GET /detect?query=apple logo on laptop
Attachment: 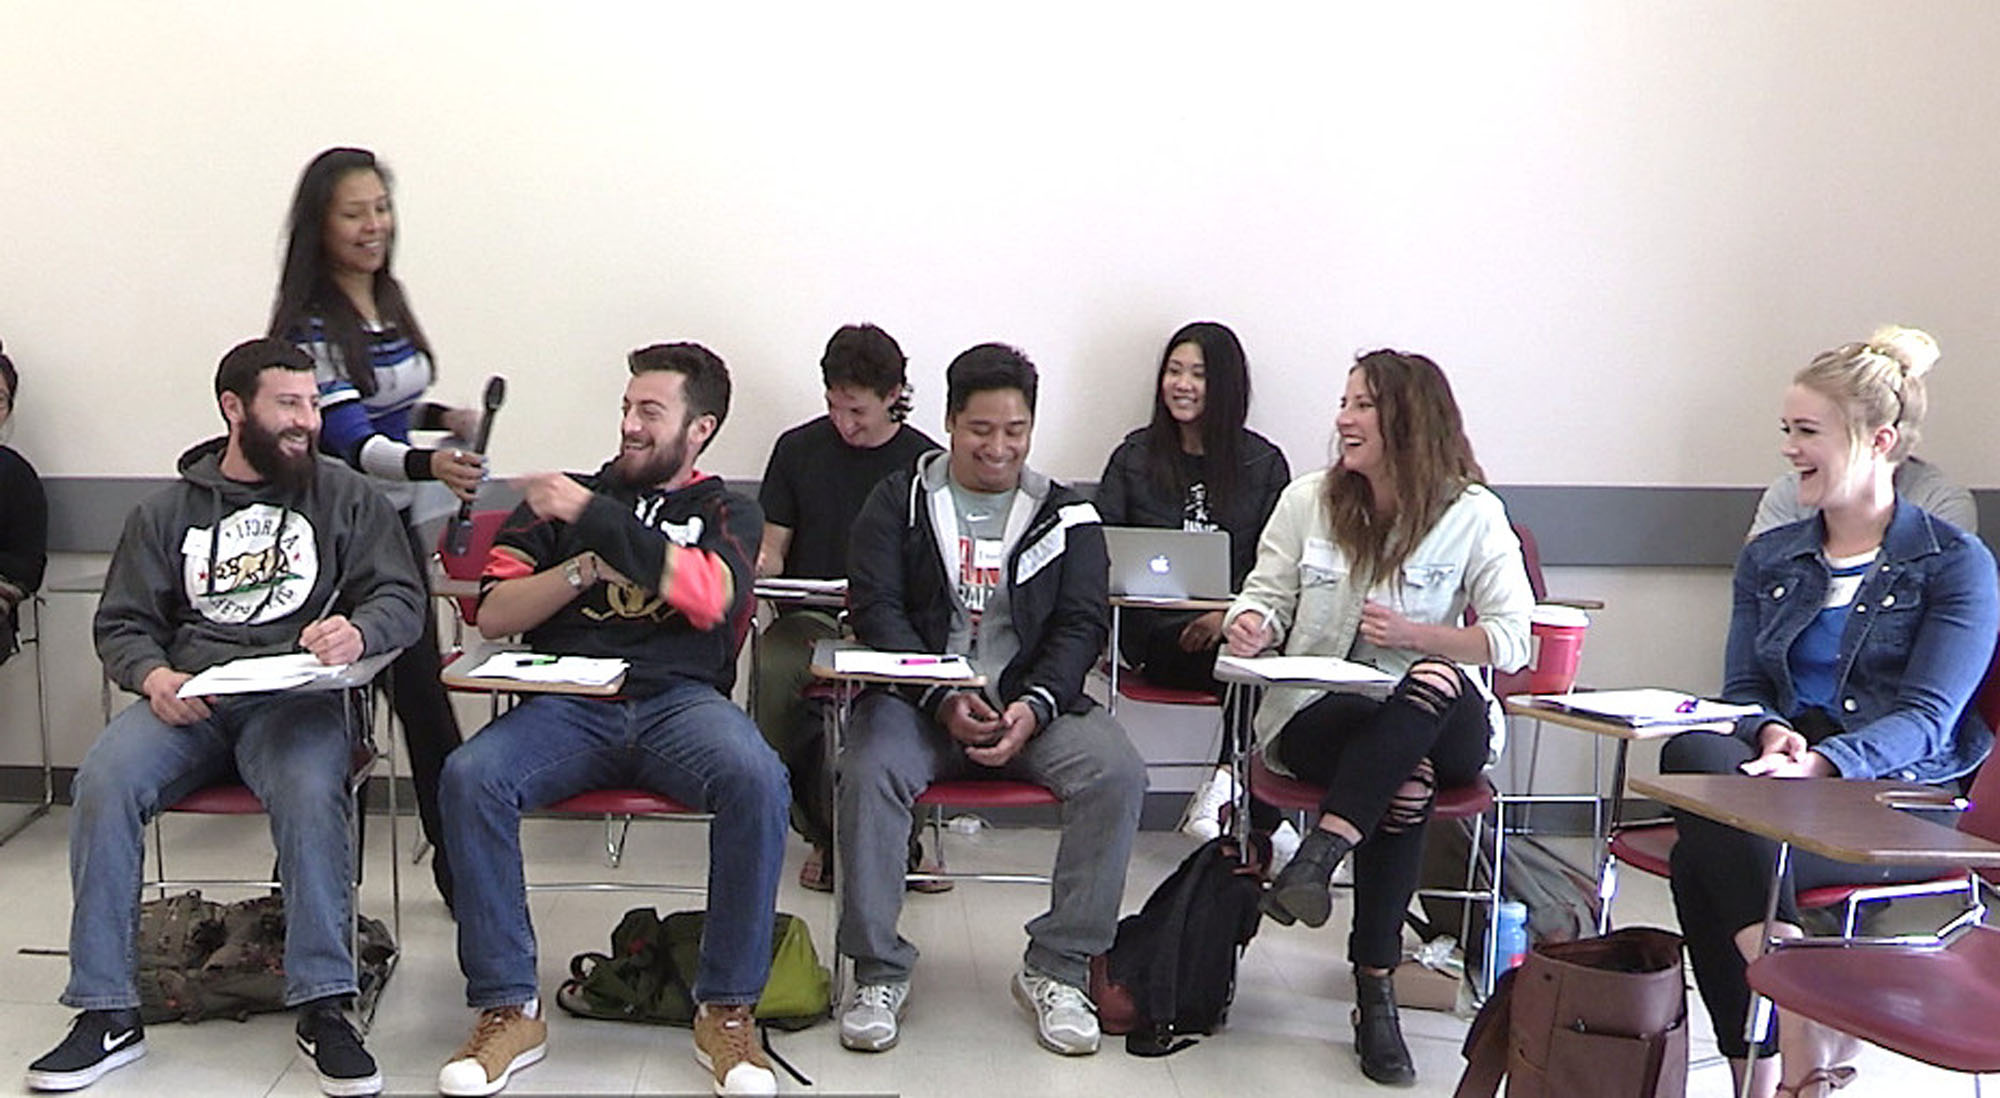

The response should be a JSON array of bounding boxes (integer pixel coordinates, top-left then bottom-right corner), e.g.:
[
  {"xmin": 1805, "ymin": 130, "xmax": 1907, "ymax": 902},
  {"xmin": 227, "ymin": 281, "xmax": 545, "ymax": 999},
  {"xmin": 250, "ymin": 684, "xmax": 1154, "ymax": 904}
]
[{"xmin": 1148, "ymin": 555, "xmax": 1171, "ymax": 575}]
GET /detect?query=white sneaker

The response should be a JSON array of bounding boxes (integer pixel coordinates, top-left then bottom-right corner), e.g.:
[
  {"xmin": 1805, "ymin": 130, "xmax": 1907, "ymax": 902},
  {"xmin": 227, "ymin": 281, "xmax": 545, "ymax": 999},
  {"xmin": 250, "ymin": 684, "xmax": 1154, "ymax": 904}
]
[
  {"xmin": 840, "ymin": 982, "xmax": 910, "ymax": 1052},
  {"xmin": 1179, "ymin": 766, "xmax": 1237, "ymax": 841},
  {"xmin": 1011, "ymin": 969, "xmax": 1100, "ymax": 1055},
  {"xmin": 1268, "ymin": 820, "xmax": 1304, "ymax": 876}
]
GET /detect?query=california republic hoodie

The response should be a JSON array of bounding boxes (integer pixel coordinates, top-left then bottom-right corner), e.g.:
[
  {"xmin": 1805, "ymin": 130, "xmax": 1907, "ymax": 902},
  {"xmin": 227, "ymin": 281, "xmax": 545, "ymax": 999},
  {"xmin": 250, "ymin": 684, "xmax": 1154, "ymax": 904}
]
[{"xmin": 93, "ymin": 437, "xmax": 425, "ymax": 693}]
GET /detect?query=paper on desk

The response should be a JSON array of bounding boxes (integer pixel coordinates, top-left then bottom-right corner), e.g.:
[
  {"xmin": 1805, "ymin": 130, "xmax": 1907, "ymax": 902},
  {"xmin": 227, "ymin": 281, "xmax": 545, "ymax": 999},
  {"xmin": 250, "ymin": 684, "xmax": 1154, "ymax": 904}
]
[
  {"xmin": 465, "ymin": 651, "xmax": 627, "ymax": 686},
  {"xmin": 1531, "ymin": 688, "xmax": 1762, "ymax": 726},
  {"xmin": 831, "ymin": 650, "xmax": 978, "ymax": 680},
  {"xmin": 1216, "ymin": 654, "xmax": 1398, "ymax": 697},
  {"xmin": 755, "ymin": 577, "xmax": 849, "ymax": 596},
  {"xmin": 178, "ymin": 653, "xmax": 350, "ymax": 697}
]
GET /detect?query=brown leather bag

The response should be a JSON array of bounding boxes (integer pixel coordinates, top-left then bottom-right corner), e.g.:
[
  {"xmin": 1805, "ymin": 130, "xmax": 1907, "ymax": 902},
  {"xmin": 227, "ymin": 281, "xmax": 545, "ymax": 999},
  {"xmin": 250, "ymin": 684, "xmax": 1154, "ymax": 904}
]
[{"xmin": 1454, "ymin": 926, "xmax": 1688, "ymax": 1098}]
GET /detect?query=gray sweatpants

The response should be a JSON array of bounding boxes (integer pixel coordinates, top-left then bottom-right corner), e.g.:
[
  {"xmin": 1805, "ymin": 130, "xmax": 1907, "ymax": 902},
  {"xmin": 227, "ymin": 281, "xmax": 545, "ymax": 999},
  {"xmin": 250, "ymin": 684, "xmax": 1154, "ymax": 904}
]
[{"xmin": 835, "ymin": 690, "xmax": 1147, "ymax": 988}]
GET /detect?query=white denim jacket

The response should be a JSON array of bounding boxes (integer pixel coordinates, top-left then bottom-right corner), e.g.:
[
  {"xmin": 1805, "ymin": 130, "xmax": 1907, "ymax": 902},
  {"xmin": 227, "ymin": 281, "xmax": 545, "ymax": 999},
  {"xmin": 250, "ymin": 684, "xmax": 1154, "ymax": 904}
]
[{"xmin": 1224, "ymin": 473, "xmax": 1534, "ymax": 772}]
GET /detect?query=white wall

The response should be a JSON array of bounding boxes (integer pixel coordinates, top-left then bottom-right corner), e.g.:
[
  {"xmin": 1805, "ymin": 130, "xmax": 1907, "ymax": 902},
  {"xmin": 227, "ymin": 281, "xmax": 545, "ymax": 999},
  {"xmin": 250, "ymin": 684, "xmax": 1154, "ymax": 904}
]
[
  {"xmin": 4, "ymin": 2, "xmax": 1997, "ymax": 779},
  {"xmin": 5, "ymin": 2, "xmax": 2000, "ymax": 485}
]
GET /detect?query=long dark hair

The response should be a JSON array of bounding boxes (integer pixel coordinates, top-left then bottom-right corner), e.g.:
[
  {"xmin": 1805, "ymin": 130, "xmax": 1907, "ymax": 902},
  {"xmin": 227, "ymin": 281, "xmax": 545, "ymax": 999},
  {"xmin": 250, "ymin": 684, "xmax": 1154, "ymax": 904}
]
[
  {"xmin": 1143, "ymin": 321, "xmax": 1250, "ymax": 508},
  {"xmin": 1322, "ymin": 349, "xmax": 1484, "ymax": 586},
  {"xmin": 268, "ymin": 147, "xmax": 432, "ymax": 397}
]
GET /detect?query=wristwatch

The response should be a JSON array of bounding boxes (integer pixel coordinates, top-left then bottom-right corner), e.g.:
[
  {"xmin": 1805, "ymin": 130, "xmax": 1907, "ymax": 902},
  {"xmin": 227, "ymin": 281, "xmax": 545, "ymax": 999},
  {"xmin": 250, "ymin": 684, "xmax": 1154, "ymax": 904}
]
[{"xmin": 564, "ymin": 558, "xmax": 586, "ymax": 589}]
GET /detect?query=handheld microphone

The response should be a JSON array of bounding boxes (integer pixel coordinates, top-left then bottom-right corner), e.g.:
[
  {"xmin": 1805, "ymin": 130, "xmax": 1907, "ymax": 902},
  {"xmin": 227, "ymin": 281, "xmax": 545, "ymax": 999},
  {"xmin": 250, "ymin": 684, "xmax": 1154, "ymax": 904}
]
[{"xmin": 444, "ymin": 376, "xmax": 506, "ymax": 557}]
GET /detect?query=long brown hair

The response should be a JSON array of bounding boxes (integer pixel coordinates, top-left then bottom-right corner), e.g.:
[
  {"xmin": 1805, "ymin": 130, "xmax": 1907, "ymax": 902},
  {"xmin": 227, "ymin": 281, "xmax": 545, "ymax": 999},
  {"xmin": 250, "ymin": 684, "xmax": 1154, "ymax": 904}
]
[
  {"xmin": 1322, "ymin": 349, "xmax": 1485, "ymax": 586},
  {"xmin": 268, "ymin": 148, "xmax": 433, "ymax": 397}
]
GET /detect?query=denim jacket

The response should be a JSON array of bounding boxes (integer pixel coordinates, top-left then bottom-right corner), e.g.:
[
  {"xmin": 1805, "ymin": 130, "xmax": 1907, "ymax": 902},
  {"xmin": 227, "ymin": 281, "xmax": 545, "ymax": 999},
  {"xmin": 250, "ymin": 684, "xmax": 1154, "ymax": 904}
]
[{"xmin": 1723, "ymin": 499, "xmax": 1998, "ymax": 783}]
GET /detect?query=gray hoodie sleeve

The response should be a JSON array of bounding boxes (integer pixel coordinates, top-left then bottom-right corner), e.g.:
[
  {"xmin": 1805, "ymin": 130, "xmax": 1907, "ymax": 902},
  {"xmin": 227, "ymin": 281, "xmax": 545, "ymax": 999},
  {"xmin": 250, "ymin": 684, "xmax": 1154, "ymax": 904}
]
[
  {"xmin": 93, "ymin": 502, "xmax": 185, "ymax": 695},
  {"xmin": 337, "ymin": 485, "xmax": 425, "ymax": 657}
]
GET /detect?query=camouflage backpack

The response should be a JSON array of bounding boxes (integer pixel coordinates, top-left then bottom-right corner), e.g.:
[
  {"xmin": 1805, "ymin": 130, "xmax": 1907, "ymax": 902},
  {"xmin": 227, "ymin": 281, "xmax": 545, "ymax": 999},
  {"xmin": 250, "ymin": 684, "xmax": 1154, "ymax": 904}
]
[{"xmin": 135, "ymin": 890, "xmax": 396, "ymax": 1023}]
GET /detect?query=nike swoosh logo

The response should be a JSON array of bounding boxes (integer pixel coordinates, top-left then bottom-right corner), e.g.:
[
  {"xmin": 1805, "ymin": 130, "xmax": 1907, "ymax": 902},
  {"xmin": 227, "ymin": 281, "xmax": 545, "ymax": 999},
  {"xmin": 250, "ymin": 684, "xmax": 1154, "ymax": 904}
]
[
  {"xmin": 299, "ymin": 1037, "xmax": 317, "ymax": 1056},
  {"xmin": 102, "ymin": 1030, "xmax": 134, "ymax": 1053}
]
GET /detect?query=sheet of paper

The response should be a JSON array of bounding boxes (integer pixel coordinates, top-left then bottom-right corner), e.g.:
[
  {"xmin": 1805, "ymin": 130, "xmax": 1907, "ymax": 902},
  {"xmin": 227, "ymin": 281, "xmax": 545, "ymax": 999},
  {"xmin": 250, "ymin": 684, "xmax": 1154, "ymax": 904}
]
[
  {"xmin": 464, "ymin": 651, "xmax": 627, "ymax": 687},
  {"xmin": 177, "ymin": 653, "xmax": 350, "ymax": 698},
  {"xmin": 1530, "ymin": 688, "xmax": 1762, "ymax": 726},
  {"xmin": 754, "ymin": 578, "xmax": 849, "ymax": 596},
  {"xmin": 830, "ymin": 650, "xmax": 978, "ymax": 680},
  {"xmin": 1216, "ymin": 654, "xmax": 1399, "ymax": 696}
]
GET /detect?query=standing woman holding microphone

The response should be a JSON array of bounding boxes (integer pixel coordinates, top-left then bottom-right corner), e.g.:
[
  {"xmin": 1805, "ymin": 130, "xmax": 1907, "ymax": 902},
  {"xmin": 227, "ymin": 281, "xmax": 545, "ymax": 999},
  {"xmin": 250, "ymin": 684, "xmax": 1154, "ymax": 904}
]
[
  {"xmin": 270, "ymin": 147, "xmax": 485, "ymax": 908},
  {"xmin": 1224, "ymin": 349, "xmax": 1532, "ymax": 1087}
]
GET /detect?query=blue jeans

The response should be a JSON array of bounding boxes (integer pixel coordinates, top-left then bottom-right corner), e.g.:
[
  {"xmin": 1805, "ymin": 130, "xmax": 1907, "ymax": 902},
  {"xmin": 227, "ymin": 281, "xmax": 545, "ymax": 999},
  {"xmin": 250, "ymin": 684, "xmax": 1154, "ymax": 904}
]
[
  {"xmin": 442, "ymin": 680, "xmax": 789, "ymax": 1007},
  {"xmin": 64, "ymin": 692, "xmax": 359, "ymax": 1009}
]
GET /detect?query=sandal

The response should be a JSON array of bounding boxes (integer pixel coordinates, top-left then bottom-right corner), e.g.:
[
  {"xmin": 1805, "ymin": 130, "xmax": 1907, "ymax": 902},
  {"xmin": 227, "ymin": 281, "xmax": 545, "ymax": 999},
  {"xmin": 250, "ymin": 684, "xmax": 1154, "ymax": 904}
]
[
  {"xmin": 1776, "ymin": 1065, "xmax": 1856, "ymax": 1097},
  {"xmin": 798, "ymin": 845, "xmax": 833, "ymax": 893}
]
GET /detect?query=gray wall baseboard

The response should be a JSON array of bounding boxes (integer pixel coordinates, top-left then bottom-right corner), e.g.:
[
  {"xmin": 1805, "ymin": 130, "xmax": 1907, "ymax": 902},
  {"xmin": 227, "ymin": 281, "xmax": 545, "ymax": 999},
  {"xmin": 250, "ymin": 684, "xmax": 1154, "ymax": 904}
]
[{"xmin": 43, "ymin": 475, "xmax": 1999, "ymax": 567}]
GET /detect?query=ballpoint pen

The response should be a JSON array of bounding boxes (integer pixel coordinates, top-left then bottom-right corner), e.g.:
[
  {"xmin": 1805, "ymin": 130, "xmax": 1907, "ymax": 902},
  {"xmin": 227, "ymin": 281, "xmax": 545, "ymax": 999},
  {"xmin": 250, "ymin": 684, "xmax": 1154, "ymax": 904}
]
[{"xmin": 299, "ymin": 585, "xmax": 343, "ymax": 654}]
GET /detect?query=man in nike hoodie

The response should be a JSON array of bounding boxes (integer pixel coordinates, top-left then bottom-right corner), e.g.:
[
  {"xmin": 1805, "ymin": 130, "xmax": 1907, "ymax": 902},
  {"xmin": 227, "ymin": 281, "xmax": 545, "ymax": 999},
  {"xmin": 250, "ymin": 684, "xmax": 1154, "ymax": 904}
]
[
  {"xmin": 29, "ymin": 338, "xmax": 423, "ymax": 1097},
  {"xmin": 834, "ymin": 343, "xmax": 1146, "ymax": 1058},
  {"xmin": 434, "ymin": 343, "xmax": 788, "ymax": 1098}
]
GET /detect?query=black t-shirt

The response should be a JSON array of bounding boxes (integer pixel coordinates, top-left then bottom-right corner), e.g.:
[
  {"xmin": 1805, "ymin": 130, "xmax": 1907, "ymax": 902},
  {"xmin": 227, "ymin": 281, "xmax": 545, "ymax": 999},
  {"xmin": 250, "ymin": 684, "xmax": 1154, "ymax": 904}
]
[
  {"xmin": 1176, "ymin": 451, "xmax": 1219, "ymax": 533},
  {"xmin": 758, "ymin": 418, "xmax": 939, "ymax": 580}
]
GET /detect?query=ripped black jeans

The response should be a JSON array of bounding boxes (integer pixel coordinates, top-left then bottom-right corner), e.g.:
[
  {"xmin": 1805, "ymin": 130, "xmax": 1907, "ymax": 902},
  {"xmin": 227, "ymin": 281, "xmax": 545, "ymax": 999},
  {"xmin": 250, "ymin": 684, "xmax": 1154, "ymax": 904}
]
[{"xmin": 1269, "ymin": 659, "xmax": 1490, "ymax": 970}]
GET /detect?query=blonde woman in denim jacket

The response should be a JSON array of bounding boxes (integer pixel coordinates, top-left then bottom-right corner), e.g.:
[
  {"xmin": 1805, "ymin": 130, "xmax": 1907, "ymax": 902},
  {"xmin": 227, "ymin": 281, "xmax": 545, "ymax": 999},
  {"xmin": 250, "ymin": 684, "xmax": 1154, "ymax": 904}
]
[
  {"xmin": 1662, "ymin": 326, "xmax": 1998, "ymax": 1098},
  {"xmin": 1223, "ymin": 349, "xmax": 1532, "ymax": 1086}
]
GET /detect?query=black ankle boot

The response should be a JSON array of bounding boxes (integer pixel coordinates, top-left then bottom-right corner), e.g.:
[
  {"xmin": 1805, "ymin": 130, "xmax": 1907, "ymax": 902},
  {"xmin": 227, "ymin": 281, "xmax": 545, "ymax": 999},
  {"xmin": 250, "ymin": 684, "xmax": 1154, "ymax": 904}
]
[
  {"xmin": 1352, "ymin": 968, "xmax": 1416, "ymax": 1087},
  {"xmin": 1260, "ymin": 827, "xmax": 1353, "ymax": 927}
]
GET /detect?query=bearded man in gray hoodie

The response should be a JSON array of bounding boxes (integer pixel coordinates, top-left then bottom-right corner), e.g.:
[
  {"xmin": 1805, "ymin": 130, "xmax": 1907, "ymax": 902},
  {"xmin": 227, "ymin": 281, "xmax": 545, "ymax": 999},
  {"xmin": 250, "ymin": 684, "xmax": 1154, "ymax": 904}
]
[{"xmin": 27, "ymin": 338, "xmax": 422, "ymax": 1098}]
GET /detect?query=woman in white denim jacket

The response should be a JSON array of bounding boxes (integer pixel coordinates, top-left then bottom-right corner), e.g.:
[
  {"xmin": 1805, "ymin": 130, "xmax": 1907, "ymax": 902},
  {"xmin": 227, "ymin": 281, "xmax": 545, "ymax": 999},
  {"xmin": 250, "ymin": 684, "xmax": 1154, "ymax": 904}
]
[{"xmin": 1224, "ymin": 349, "xmax": 1531, "ymax": 1086}]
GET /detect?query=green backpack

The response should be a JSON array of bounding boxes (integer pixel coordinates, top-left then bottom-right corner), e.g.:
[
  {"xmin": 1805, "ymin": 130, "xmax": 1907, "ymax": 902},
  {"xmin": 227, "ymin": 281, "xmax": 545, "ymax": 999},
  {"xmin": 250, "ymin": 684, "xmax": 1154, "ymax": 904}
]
[{"xmin": 557, "ymin": 908, "xmax": 830, "ymax": 1031}]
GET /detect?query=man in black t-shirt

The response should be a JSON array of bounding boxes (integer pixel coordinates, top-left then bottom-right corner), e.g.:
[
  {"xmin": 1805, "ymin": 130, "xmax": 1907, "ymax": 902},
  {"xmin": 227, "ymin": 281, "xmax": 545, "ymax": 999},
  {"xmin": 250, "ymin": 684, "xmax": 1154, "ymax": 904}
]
[
  {"xmin": 755, "ymin": 324, "xmax": 939, "ymax": 891},
  {"xmin": 436, "ymin": 344, "xmax": 787, "ymax": 1097}
]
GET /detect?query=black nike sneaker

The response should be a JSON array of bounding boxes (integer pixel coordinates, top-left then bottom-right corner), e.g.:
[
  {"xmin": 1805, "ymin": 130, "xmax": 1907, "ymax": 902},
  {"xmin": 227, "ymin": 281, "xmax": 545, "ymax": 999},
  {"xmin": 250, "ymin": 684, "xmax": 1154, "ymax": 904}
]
[
  {"xmin": 295, "ymin": 998, "xmax": 382, "ymax": 1097},
  {"xmin": 25, "ymin": 1009, "xmax": 146, "ymax": 1091}
]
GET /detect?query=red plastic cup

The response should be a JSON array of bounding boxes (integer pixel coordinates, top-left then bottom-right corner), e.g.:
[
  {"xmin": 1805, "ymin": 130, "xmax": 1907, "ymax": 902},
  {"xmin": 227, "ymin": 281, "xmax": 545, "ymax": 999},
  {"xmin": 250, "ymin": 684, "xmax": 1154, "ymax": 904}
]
[{"xmin": 1527, "ymin": 604, "xmax": 1590, "ymax": 694}]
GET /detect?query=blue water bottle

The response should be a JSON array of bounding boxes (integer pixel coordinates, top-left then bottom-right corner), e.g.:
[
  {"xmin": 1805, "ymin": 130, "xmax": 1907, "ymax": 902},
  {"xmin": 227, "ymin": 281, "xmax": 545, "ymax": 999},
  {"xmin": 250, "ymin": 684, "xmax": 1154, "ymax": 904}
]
[{"xmin": 1491, "ymin": 900, "xmax": 1529, "ymax": 987}]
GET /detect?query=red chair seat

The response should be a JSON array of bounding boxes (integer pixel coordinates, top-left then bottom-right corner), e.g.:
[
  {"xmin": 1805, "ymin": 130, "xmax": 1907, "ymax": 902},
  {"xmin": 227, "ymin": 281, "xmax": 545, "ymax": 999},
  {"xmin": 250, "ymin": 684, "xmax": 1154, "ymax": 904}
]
[
  {"xmin": 1794, "ymin": 873, "xmax": 1954, "ymax": 911},
  {"xmin": 1748, "ymin": 925, "xmax": 2000, "ymax": 1074},
  {"xmin": 1247, "ymin": 755, "xmax": 1323, "ymax": 813},
  {"xmin": 1248, "ymin": 754, "xmax": 1494, "ymax": 818},
  {"xmin": 1609, "ymin": 822, "xmax": 1676, "ymax": 878},
  {"xmin": 800, "ymin": 680, "xmax": 844, "ymax": 704},
  {"xmin": 915, "ymin": 780, "xmax": 1060, "ymax": 809},
  {"xmin": 1609, "ymin": 820, "xmax": 1957, "ymax": 911},
  {"xmin": 165, "ymin": 743, "xmax": 376, "ymax": 816},
  {"xmin": 1115, "ymin": 674, "xmax": 1220, "ymax": 707},
  {"xmin": 544, "ymin": 789, "xmax": 694, "ymax": 816},
  {"xmin": 1432, "ymin": 779, "xmax": 1497, "ymax": 820},
  {"xmin": 167, "ymin": 784, "xmax": 267, "ymax": 814}
]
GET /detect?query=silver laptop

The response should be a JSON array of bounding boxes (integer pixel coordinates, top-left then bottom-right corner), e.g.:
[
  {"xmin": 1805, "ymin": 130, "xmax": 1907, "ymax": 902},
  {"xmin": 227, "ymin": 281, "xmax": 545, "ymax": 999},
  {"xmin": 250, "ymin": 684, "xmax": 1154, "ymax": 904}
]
[{"xmin": 1103, "ymin": 527, "xmax": 1233, "ymax": 600}]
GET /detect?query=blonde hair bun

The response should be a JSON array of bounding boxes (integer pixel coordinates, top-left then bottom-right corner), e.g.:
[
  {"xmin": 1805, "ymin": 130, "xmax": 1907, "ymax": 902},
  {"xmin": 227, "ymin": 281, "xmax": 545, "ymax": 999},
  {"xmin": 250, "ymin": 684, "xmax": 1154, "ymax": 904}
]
[{"xmin": 1866, "ymin": 325, "xmax": 1940, "ymax": 380}]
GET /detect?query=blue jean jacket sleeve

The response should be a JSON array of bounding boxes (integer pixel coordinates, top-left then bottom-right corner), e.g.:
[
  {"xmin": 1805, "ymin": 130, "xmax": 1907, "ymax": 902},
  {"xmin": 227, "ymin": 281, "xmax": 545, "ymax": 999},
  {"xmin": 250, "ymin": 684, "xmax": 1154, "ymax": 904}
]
[
  {"xmin": 1721, "ymin": 543, "xmax": 1789, "ymax": 745},
  {"xmin": 1815, "ymin": 534, "xmax": 1999, "ymax": 779}
]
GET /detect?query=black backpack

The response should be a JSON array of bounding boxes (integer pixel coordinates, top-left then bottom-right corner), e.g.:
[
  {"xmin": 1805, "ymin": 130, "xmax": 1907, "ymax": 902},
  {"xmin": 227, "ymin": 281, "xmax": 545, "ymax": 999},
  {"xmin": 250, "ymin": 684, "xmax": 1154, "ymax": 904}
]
[{"xmin": 1089, "ymin": 836, "xmax": 1264, "ymax": 1056}]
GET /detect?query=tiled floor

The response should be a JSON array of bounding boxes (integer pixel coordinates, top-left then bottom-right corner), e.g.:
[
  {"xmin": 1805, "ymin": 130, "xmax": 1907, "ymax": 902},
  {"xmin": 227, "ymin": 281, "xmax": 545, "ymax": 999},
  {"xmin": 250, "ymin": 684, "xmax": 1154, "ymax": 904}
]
[{"xmin": 0, "ymin": 806, "xmax": 1981, "ymax": 1097}]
